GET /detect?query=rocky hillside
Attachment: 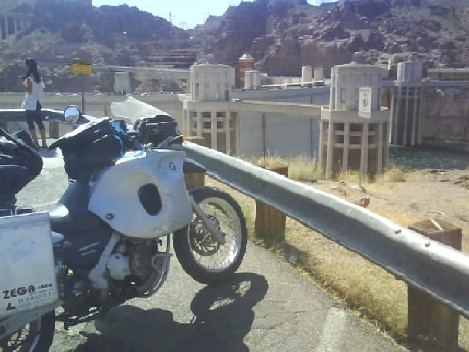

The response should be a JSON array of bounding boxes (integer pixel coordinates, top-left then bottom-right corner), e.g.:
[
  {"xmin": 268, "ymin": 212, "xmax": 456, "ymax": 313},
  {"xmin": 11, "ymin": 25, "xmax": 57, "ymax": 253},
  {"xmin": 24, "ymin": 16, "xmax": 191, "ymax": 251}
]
[
  {"xmin": 0, "ymin": 0, "xmax": 467, "ymax": 93},
  {"xmin": 0, "ymin": 0, "xmax": 189, "ymax": 93},
  {"xmin": 192, "ymin": 0, "xmax": 469, "ymax": 77}
]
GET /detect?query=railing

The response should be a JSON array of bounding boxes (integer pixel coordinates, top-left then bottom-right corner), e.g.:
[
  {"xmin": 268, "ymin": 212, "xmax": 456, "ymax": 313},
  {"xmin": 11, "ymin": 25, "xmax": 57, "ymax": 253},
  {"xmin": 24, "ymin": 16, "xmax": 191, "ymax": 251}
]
[
  {"xmin": 183, "ymin": 141, "xmax": 469, "ymax": 320},
  {"xmin": 1, "ymin": 108, "xmax": 468, "ymax": 343},
  {"xmin": 0, "ymin": 108, "xmax": 89, "ymax": 124}
]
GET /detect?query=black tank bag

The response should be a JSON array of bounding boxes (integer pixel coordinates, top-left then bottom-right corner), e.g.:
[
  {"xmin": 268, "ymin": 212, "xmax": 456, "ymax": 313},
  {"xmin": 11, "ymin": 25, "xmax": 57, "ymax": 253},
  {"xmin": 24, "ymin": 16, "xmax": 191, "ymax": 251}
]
[{"xmin": 49, "ymin": 118, "xmax": 124, "ymax": 179}]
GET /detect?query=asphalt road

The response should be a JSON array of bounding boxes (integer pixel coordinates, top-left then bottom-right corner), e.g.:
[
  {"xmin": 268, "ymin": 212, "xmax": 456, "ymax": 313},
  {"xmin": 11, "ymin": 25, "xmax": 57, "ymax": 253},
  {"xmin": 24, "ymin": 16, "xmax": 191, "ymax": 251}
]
[{"xmin": 16, "ymin": 147, "xmax": 407, "ymax": 352}]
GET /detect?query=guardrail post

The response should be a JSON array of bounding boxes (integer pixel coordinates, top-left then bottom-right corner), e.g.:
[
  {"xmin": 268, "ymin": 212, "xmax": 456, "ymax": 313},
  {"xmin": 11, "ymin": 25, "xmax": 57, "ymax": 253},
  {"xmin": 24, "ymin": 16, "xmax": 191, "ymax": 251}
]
[
  {"xmin": 407, "ymin": 218, "xmax": 462, "ymax": 348},
  {"xmin": 255, "ymin": 163, "xmax": 288, "ymax": 244},
  {"xmin": 184, "ymin": 136, "xmax": 206, "ymax": 189},
  {"xmin": 49, "ymin": 121, "xmax": 59, "ymax": 139}
]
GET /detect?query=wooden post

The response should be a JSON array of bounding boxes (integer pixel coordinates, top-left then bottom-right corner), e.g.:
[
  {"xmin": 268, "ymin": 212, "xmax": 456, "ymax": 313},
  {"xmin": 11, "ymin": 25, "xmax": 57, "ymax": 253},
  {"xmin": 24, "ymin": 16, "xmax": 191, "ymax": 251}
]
[
  {"xmin": 407, "ymin": 218, "xmax": 462, "ymax": 348},
  {"xmin": 184, "ymin": 136, "xmax": 206, "ymax": 190},
  {"xmin": 184, "ymin": 171, "xmax": 205, "ymax": 190},
  {"xmin": 255, "ymin": 163, "xmax": 288, "ymax": 245}
]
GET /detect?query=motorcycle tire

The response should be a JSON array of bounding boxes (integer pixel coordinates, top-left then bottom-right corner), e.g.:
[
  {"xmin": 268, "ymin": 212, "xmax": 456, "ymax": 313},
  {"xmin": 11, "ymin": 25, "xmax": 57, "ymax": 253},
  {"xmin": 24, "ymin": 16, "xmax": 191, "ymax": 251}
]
[
  {"xmin": 0, "ymin": 311, "xmax": 55, "ymax": 352},
  {"xmin": 173, "ymin": 186, "xmax": 247, "ymax": 285}
]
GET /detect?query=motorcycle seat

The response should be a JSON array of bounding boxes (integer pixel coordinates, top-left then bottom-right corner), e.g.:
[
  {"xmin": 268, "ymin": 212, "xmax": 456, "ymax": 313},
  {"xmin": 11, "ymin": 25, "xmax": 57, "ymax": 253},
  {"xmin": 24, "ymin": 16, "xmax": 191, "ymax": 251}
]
[{"xmin": 49, "ymin": 203, "xmax": 102, "ymax": 235}]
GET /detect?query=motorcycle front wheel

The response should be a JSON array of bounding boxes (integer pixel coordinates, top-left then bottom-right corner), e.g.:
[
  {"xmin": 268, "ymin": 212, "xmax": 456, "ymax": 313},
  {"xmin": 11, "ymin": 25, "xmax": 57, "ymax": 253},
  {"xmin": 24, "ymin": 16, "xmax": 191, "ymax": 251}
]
[
  {"xmin": 173, "ymin": 186, "xmax": 247, "ymax": 285},
  {"xmin": 0, "ymin": 311, "xmax": 55, "ymax": 352}
]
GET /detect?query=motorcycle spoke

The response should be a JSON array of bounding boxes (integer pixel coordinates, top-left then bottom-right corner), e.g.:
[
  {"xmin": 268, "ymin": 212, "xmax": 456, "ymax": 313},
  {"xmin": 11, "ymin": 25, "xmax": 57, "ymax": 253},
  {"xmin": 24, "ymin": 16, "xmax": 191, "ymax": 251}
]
[
  {"xmin": 189, "ymin": 198, "xmax": 243, "ymax": 272},
  {"xmin": 174, "ymin": 186, "xmax": 247, "ymax": 285},
  {"xmin": 0, "ymin": 320, "xmax": 40, "ymax": 352}
]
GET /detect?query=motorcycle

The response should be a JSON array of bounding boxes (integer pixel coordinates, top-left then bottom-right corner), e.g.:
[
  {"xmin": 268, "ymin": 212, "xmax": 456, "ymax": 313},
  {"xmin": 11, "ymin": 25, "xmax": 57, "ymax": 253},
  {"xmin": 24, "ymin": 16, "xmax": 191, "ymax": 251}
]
[{"xmin": 0, "ymin": 106, "xmax": 248, "ymax": 352}]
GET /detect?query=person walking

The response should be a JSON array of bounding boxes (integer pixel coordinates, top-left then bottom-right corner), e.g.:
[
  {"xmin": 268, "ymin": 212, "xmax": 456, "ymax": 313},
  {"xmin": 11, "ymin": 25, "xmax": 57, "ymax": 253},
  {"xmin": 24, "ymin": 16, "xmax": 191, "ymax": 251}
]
[{"xmin": 18, "ymin": 58, "xmax": 47, "ymax": 149}]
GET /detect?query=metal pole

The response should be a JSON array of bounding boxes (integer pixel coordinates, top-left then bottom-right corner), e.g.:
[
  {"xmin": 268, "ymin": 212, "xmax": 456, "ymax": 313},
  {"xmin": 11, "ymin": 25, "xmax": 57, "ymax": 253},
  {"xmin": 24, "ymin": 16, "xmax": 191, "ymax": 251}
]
[
  {"xmin": 81, "ymin": 74, "xmax": 85, "ymax": 114},
  {"xmin": 262, "ymin": 113, "xmax": 266, "ymax": 160}
]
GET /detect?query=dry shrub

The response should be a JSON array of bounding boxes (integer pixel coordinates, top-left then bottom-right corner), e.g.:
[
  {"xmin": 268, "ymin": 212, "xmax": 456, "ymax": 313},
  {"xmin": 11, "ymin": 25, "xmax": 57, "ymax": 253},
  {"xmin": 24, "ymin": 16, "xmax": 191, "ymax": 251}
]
[
  {"xmin": 383, "ymin": 164, "xmax": 407, "ymax": 182},
  {"xmin": 257, "ymin": 155, "xmax": 286, "ymax": 169},
  {"xmin": 252, "ymin": 155, "xmax": 323, "ymax": 182},
  {"xmin": 460, "ymin": 318, "xmax": 469, "ymax": 350},
  {"xmin": 287, "ymin": 155, "xmax": 323, "ymax": 182},
  {"xmin": 337, "ymin": 168, "xmax": 362, "ymax": 183}
]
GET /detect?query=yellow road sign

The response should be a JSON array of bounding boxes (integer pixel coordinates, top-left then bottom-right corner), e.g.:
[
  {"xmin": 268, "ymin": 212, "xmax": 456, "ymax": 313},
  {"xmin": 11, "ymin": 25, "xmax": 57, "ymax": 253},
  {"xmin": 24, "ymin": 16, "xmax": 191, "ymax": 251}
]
[{"xmin": 71, "ymin": 60, "xmax": 92, "ymax": 75}]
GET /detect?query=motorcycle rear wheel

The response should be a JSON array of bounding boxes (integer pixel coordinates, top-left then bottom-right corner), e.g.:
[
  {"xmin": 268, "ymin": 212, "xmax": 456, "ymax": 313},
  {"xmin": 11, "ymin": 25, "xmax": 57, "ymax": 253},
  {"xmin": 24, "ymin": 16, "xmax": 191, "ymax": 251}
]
[
  {"xmin": 174, "ymin": 186, "xmax": 247, "ymax": 285},
  {"xmin": 0, "ymin": 311, "xmax": 55, "ymax": 352}
]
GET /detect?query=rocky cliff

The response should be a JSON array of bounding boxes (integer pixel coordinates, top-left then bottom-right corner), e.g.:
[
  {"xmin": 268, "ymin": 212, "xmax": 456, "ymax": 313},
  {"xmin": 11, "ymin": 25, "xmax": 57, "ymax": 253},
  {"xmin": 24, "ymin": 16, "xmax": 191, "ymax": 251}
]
[
  {"xmin": 192, "ymin": 0, "xmax": 469, "ymax": 77},
  {"xmin": 0, "ymin": 0, "xmax": 467, "ymax": 93},
  {"xmin": 0, "ymin": 0, "xmax": 189, "ymax": 93}
]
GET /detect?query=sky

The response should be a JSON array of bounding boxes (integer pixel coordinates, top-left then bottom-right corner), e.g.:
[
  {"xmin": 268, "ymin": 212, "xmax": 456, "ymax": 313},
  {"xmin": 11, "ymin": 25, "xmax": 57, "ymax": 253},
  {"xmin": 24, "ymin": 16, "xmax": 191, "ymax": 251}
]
[{"xmin": 92, "ymin": 0, "xmax": 331, "ymax": 29}]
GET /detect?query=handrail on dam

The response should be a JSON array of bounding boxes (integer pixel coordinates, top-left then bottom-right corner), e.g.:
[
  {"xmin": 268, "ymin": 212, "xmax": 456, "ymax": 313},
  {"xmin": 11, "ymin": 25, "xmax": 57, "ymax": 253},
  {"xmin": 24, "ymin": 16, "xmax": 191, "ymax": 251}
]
[{"xmin": 183, "ymin": 141, "xmax": 469, "ymax": 320}]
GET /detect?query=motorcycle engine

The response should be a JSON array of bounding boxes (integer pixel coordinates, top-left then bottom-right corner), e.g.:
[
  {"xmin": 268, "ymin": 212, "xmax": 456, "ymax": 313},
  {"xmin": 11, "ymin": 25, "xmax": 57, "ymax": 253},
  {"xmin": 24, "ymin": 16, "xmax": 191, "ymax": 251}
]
[
  {"xmin": 107, "ymin": 253, "xmax": 131, "ymax": 280},
  {"xmin": 107, "ymin": 241, "xmax": 154, "ymax": 281}
]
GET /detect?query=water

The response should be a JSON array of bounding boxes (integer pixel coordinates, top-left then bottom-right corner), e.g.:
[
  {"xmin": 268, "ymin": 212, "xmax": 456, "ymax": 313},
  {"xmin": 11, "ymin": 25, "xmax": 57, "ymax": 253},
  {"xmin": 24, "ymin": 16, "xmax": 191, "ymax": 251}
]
[{"xmin": 389, "ymin": 140, "xmax": 469, "ymax": 170}]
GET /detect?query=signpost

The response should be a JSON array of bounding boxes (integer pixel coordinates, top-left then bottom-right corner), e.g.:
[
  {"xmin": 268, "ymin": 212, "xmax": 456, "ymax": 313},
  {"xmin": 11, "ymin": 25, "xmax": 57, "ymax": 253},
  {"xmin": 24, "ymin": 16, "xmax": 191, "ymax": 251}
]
[
  {"xmin": 71, "ymin": 59, "xmax": 92, "ymax": 113},
  {"xmin": 359, "ymin": 86, "xmax": 372, "ymax": 119},
  {"xmin": 358, "ymin": 86, "xmax": 372, "ymax": 187}
]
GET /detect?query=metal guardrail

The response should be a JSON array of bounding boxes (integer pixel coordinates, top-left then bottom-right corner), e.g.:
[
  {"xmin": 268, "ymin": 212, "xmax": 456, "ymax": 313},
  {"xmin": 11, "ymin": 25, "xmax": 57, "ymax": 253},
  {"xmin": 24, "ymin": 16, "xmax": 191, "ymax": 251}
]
[
  {"xmin": 1, "ymin": 106, "xmax": 468, "ymax": 318},
  {"xmin": 0, "ymin": 108, "xmax": 91, "ymax": 125},
  {"xmin": 184, "ymin": 141, "xmax": 469, "ymax": 319}
]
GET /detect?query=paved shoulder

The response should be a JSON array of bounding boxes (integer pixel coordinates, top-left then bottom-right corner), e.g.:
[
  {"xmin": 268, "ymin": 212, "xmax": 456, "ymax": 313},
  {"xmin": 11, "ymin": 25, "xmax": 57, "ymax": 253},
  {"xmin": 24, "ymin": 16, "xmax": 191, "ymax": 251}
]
[{"xmin": 50, "ymin": 243, "xmax": 405, "ymax": 352}]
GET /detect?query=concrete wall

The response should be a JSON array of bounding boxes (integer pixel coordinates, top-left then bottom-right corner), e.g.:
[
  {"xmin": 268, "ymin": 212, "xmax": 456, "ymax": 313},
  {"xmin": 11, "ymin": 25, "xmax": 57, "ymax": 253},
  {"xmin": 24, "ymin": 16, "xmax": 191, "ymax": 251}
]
[
  {"xmin": 183, "ymin": 84, "xmax": 327, "ymax": 158},
  {"xmin": 0, "ymin": 93, "xmax": 186, "ymax": 125},
  {"xmin": 190, "ymin": 64, "xmax": 232, "ymax": 102},
  {"xmin": 1, "ymin": 82, "xmax": 467, "ymax": 149},
  {"xmin": 238, "ymin": 112, "xmax": 320, "ymax": 159},
  {"xmin": 233, "ymin": 86, "xmax": 330, "ymax": 105},
  {"xmin": 423, "ymin": 86, "xmax": 469, "ymax": 142},
  {"xmin": 0, "ymin": 90, "xmax": 323, "ymax": 159}
]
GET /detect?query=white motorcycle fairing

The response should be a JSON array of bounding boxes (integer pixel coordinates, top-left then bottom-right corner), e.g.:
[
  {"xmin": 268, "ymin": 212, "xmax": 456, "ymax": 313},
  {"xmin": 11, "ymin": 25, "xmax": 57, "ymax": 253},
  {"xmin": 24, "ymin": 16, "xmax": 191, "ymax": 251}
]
[{"xmin": 88, "ymin": 149, "xmax": 192, "ymax": 239}]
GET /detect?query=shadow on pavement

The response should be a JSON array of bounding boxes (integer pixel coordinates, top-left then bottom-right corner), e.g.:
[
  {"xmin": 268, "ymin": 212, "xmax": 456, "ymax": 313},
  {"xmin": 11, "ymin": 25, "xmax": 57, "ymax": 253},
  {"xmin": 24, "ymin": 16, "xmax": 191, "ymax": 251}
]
[
  {"xmin": 39, "ymin": 148, "xmax": 57, "ymax": 158},
  {"xmin": 75, "ymin": 273, "xmax": 268, "ymax": 352}
]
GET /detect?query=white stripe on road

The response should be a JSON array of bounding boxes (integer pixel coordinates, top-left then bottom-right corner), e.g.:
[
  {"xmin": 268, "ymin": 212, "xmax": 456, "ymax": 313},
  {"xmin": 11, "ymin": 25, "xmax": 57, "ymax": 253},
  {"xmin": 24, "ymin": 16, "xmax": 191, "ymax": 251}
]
[{"xmin": 315, "ymin": 307, "xmax": 348, "ymax": 352}]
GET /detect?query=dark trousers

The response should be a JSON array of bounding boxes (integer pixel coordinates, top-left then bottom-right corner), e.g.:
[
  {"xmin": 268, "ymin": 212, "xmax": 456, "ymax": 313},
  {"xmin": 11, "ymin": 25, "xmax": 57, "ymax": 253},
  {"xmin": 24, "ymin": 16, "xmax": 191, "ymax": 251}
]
[{"xmin": 26, "ymin": 101, "xmax": 45, "ymax": 130}]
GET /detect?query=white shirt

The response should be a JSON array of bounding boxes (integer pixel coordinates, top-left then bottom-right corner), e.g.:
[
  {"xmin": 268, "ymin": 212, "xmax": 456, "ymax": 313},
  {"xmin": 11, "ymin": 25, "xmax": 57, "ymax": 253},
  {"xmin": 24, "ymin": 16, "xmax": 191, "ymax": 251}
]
[{"xmin": 23, "ymin": 76, "xmax": 45, "ymax": 110}]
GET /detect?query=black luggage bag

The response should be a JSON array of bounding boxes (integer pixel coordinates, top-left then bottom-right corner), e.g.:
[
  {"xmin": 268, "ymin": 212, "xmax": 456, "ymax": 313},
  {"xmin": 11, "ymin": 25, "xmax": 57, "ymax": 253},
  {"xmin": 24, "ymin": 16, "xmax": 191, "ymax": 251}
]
[
  {"xmin": 0, "ymin": 128, "xmax": 43, "ymax": 206},
  {"xmin": 133, "ymin": 114, "xmax": 180, "ymax": 146},
  {"xmin": 49, "ymin": 118, "xmax": 124, "ymax": 179}
]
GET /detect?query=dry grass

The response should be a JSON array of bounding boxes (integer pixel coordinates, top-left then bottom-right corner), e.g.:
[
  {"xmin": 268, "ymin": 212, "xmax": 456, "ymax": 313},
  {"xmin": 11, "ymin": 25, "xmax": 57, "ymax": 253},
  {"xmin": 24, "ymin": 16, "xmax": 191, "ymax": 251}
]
[
  {"xmin": 286, "ymin": 155, "xmax": 323, "ymax": 182},
  {"xmin": 243, "ymin": 154, "xmax": 323, "ymax": 181},
  {"xmin": 337, "ymin": 168, "xmax": 362, "ymax": 183},
  {"xmin": 283, "ymin": 221, "xmax": 409, "ymax": 338},
  {"xmin": 209, "ymin": 156, "xmax": 469, "ymax": 351},
  {"xmin": 382, "ymin": 163, "xmax": 408, "ymax": 182}
]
